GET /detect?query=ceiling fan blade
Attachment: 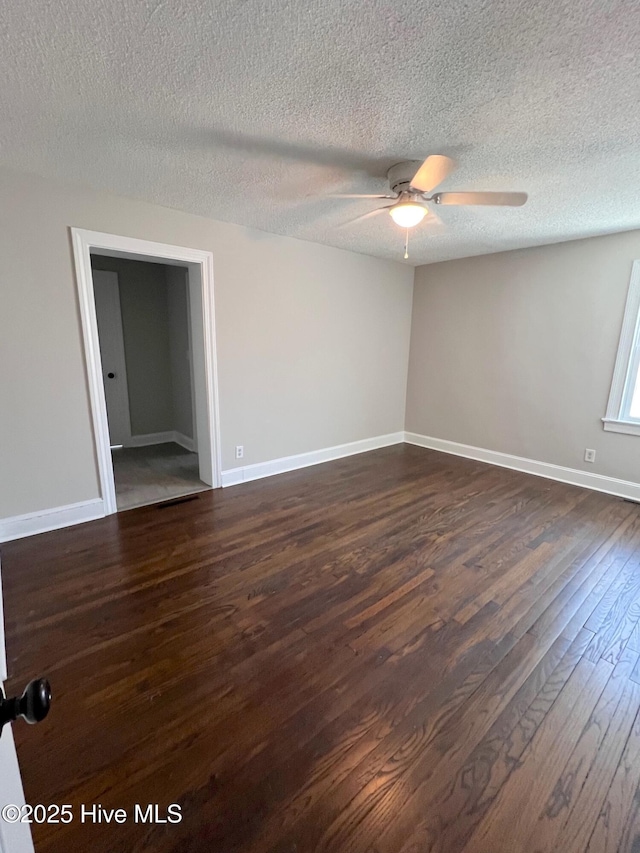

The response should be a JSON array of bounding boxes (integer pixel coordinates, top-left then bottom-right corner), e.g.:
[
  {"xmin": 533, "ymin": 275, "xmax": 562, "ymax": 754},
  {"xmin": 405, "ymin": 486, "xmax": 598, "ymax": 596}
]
[
  {"xmin": 338, "ymin": 206, "xmax": 393, "ymax": 227},
  {"xmin": 433, "ymin": 191, "xmax": 528, "ymax": 206},
  {"xmin": 327, "ymin": 193, "xmax": 396, "ymax": 199},
  {"xmin": 424, "ymin": 209, "xmax": 444, "ymax": 229},
  {"xmin": 410, "ymin": 155, "xmax": 456, "ymax": 193}
]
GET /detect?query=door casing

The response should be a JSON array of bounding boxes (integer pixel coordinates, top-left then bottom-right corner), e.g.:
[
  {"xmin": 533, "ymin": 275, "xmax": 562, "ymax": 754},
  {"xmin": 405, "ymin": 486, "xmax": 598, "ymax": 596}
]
[{"xmin": 71, "ymin": 229, "xmax": 222, "ymax": 515}]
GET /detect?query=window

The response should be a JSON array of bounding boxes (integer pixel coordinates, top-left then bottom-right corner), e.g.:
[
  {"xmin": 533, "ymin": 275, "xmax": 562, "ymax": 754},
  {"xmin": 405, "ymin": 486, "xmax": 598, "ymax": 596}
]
[{"xmin": 603, "ymin": 260, "xmax": 640, "ymax": 435}]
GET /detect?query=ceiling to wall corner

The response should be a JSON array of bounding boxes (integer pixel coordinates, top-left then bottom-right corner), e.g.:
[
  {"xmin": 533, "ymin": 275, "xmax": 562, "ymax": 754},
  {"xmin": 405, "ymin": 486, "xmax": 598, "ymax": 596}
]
[{"xmin": 0, "ymin": 0, "xmax": 639, "ymax": 265}]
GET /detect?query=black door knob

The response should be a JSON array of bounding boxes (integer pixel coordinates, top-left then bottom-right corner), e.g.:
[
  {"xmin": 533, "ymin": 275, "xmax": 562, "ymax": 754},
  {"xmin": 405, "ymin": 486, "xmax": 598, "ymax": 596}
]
[
  {"xmin": 0, "ymin": 678, "xmax": 51, "ymax": 735},
  {"xmin": 107, "ymin": 372, "xmax": 115, "ymax": 379}
]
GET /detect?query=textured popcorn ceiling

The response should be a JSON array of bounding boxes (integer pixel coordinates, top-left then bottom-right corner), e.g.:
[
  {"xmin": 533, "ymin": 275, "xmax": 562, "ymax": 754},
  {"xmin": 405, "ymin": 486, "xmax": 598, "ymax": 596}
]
[{"xmin": 1, "ymin": 0, "xmax": 639, "ymax": 265}]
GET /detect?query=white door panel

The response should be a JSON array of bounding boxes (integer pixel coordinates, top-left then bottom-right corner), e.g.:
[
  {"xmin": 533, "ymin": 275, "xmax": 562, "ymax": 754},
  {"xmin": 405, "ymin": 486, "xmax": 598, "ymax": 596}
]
[
  {"xmin": 0, "ymin": 733, "xmax": 34, "ymax": 853},
  {"xmin": 93, "ymin": 270, "xmax": 132, "ymax": 447},
  {"xmin": 0, "ymin": 562, "xmax": 35, "ymax": 853}
]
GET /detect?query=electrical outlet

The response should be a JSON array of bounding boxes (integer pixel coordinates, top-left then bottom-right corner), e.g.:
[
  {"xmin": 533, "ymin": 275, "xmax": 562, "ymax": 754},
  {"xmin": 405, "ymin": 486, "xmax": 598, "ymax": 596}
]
[
  {"xmin": 584, "ymin": 448, "xmax": 596, "ymax": 463},
  {"xmin": 235, "ymin": 445, "xmax": 244, "ymax": 460}
]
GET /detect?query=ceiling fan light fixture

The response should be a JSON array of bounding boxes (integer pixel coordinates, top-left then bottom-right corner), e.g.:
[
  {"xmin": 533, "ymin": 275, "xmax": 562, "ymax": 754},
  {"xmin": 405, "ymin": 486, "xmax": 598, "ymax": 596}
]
[{"xmin": 389, "ymin": 202, "xmax": 427, "ymax": 228}]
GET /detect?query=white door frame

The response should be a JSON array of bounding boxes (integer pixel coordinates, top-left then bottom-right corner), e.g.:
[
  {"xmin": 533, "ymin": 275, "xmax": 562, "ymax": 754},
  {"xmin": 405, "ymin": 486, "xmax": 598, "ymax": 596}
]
[{"xmin": 71, "ymin": 229, "xmax": 222, "ymax": 515}]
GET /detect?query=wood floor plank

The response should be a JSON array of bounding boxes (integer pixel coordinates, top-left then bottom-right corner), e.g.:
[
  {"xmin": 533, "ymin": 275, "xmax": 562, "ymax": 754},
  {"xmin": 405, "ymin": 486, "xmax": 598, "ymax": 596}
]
[
  {"xmin": 461, "ymin": 656, "xmax": 614, "ymax": 852},
  {"xmin": 518, "ymin": 513, "xmax": 640, "ymax": 641},
  {"xmin": 454, "ymin": 540, "xmax": 557, "ymax": 624},
  {"xmin": 553, "ymin": 651, "xmax": 640, "ymax": 852},
  {"xmin": 386, "ymin": 629, "xmax": 593, "ymax": 853},
  {"xmin": 627, "ymin": 615, "xmax": 640, "ymax": 654},
  {"xmin": 584, "ymin": 560, "xmax": 640, "ymax": 662},
  {"xmin": 519, "ymin": 648, "xmax": 639, "ymax": 852},
  {"xmin": 1, "ymin": 445, "xmax": 639, "ymax": 853},
  {"xmin": 586, "ymin": 705, "xmax": 640, "ymax": 853}
]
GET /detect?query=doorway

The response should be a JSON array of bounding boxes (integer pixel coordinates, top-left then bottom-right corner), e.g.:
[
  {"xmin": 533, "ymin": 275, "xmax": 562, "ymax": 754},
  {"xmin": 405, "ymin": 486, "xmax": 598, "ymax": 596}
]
[
  {"xmin": 72, "ymin": 230, "xmax": 222, "ymax": 515},
  {"xmin": 92, "ymin": 256, "xmax": 207, "ymax": 510}
]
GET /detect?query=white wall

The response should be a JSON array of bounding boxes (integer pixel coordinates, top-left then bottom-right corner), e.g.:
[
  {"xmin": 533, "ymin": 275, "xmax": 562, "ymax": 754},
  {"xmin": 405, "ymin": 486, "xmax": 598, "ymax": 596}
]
[
  {"xmin": 0, "ymin": 166, "xmax": 413, "ymax": 520},
  {"xmin": 406, "ymin": 229, "xmax": 640, "ymax": 484}
]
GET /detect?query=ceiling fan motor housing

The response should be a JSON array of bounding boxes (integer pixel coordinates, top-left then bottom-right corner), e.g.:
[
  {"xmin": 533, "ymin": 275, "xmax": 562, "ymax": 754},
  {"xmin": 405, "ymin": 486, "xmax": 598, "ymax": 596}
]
[{"xmin": 387, "ymin": 161, "xmax": 423, "ymax": 195}]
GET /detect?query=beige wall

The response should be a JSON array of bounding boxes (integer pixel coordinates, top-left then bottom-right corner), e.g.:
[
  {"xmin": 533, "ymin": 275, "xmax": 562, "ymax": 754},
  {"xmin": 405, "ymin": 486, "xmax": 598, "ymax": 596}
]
[
  {"xmin": 0, "ymin": 166, "xmax": 413, "ymax": 519},
  {"xmin": 406, "ymin": 230, "xmax": 640, "ymax": 483}
]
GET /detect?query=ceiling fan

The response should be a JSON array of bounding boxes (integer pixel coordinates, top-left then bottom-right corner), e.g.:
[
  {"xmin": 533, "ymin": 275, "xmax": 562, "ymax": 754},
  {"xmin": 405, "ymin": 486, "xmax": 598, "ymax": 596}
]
[{"xmin": 330, "ymin": 156, "xmax": 527, "ymax": 255}]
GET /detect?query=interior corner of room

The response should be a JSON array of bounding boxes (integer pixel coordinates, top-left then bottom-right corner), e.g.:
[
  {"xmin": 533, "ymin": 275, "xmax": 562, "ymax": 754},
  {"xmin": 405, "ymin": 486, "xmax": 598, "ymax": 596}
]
[{"xmin": 2, "ymin": 172, "xmax": 640, "ymax": 539}]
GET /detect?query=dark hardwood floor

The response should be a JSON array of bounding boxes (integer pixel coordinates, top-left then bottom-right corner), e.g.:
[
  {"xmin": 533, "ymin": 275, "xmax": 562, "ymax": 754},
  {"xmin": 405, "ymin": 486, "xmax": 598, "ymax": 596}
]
[{"xmin": 3, "ymin": 444, "xmax": 640, "ymax": 852}]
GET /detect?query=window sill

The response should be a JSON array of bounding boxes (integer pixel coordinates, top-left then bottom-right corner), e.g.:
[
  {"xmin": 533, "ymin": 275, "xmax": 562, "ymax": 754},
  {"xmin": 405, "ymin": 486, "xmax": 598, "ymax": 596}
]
[{"xmin": 602, "ymin": 418, "xmax": 640, "ymax": 436}]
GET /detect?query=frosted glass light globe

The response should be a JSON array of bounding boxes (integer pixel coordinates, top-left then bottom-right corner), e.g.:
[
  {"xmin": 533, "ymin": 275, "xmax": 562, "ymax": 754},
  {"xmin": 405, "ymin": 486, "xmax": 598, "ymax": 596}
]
[{"xmin": 389, "ymin": 203, "xmax": 427, "ymax": 228}]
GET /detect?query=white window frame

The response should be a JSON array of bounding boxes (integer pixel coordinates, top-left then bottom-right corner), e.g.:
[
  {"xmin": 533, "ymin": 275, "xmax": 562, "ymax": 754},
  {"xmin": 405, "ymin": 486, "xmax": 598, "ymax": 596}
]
[{"xmin": 603, "ymin": 260, "xmax": 640, "ymax": 436}]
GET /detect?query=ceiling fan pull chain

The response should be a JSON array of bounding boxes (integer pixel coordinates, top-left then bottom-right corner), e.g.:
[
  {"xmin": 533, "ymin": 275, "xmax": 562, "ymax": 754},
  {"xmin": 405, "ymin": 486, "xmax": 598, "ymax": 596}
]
[{"xmin": 404, "ymin": 228, "xmax": 409, "ymax": 260}]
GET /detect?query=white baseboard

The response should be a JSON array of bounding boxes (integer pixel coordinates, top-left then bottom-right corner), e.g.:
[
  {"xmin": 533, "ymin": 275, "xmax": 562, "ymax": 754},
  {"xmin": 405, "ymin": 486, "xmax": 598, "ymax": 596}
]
[
  {"xmin": 125, "ymin": 431, "xmax": 196, "ymax": 451},
  {"xmin": 221, "ymin": 432, "xmax": 405, "ymax": 487},
  {"xmin": 173, "ymin": 432, "xmax": 196, "ymax": 452},
  {"xmin": 404, "ymin": 432, "xmax": 640, "ymax": 503},
  {"xmin": 0, "ymin": 498, "xmax": 105, "ymax": 543},
  {"xmin": 5, "ymin": 432, "xmax": 636, "ymax": 542},
  {"xmin": 125, "ymin": 431, "xmax": 174, "ymax": 448}
]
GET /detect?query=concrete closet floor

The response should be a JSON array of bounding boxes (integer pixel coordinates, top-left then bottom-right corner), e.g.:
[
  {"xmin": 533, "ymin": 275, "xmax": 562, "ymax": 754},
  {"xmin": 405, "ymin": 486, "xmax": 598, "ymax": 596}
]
[{"xmin": 111, "ymin": 442, "xmax": 208, "ymax": 511}]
